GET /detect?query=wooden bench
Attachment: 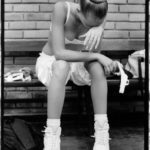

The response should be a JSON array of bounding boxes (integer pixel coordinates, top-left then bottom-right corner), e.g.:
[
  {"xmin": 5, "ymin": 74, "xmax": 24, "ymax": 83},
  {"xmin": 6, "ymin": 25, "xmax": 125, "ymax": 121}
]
[{"xmin": 4, "ymin": 41, "xmax": 145, "ymax": 133}]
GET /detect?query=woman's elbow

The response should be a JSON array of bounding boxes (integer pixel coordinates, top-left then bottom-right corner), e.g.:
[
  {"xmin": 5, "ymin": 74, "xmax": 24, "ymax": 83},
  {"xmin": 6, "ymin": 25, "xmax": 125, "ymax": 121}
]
[{"xmin": 53, "ymin": 50, "xmax": 62, "ymax": 60}]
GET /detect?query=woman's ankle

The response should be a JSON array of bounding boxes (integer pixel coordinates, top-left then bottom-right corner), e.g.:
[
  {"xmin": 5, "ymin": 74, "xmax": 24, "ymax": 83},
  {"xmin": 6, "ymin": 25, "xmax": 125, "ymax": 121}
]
[{"xmin": 46, "ymin": 118, "xmax": 61, "ymax": 130}]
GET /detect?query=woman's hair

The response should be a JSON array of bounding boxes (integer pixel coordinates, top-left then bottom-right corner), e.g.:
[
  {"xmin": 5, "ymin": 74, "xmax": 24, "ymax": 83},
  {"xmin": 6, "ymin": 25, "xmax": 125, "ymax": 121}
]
[{"xmin": 80, "ymin": 0, "xmax": 108, "ymax": 19}]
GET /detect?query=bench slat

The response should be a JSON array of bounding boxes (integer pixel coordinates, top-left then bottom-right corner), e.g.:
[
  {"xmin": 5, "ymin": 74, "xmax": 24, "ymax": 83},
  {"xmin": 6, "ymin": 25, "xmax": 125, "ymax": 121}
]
[{"xmin": 4, "ymin": 78, "xmax": 142, "ymax": 87}]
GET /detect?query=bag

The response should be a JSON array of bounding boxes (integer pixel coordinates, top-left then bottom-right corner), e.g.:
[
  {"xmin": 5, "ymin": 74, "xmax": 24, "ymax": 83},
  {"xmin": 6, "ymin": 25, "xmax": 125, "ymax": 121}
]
[
  {"xmin": 3, "ymin": 119, "xmax": 26, "ymax": 150},
  {"xmin": 3, "ymin": 118, "xmax": 43, "ymax": 150},
  {"xmin": 125, "ymin": 50, "xmax": 148, "ymax": 78}
]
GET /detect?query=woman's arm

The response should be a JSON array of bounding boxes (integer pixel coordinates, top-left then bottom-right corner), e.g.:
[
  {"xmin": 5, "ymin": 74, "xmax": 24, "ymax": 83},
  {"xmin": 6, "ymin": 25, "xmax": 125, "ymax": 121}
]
[
  {"xmin": 50, "ymin": 2, "xmax": 117, "ymax": 75},
  {"xmin": 51, "ymin": 2, "xmax": 101, "ymax": 62}
]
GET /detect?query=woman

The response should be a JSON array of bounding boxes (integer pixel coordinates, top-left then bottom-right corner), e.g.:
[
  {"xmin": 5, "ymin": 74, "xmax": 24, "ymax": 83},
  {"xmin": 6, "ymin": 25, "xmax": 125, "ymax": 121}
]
[{"xmin": 36, "ymin": 0, "xmax": 117, "ymax": 149}]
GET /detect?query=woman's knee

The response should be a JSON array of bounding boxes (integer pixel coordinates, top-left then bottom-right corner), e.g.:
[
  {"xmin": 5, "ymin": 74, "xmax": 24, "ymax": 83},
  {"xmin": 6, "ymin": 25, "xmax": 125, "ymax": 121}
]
[
  {"xmin": 52, "ymin": 60, "xmax": 70, "ymax": 80},
  {"xmin": 86, "ymin": 61, "xmax": 106, "ymax": 79}
]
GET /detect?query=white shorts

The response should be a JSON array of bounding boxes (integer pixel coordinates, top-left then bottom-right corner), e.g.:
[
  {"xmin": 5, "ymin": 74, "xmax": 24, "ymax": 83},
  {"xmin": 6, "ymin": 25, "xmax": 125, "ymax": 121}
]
[{"xmin": 35, "ymin": 52, "xmax": 91, "ymax": 87}]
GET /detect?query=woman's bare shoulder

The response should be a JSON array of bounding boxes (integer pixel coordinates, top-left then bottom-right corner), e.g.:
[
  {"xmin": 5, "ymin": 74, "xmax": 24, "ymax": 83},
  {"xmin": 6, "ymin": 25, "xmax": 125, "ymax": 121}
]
[
  {"xmin": 53, "ymin": 1, "xmax": 78, "ymax": 14},
  {"xmin": 52, "ymin": 1, "xmax": 68, "ymax": 23},
  {"xmin": 53, "ymin": 1, "xmax": 67, "ymax": 14}
]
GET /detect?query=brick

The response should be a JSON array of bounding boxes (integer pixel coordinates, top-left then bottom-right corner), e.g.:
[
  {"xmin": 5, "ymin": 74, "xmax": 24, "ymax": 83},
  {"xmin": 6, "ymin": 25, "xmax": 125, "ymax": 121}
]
[
  {"xmin": 49, "ymin": 0, "xmax": 74, "ymax": 3},
  {"xmin": 5, "ymin": 13, "xmax": 24, "ymax": 21},
  {"xmin": 24, "ymin": 30, "xmax": 49, "ymax": 38},
  {"xmin": 30, "ymin": 108, "xmax": 46, "ymax": 113},
  {"xmin": 5, "ymin": 30, "xmax": 23, "ymax": 38},
  {"xmin": 28, "ymin": 87, "xmax": 47, "ymax": 91},
  {"xmin": 116, "ymin": 22, "xmax": 141, "ymax": 30},
  {"xmin": 4, "ymin": 87, "xmax": 16, "ymax": 91},
  {"xmin": 141, "ymin": 23, "xmax": 145, "ymax": 29},
  {"xmin": 101, "ymin": 39, "xmax": 129, "ymax": 50},
  {"xmin": 32, "ymin": 91, "xmax": 47, "ymax": 98},
  {"xmin": 4, "ymin": 103, "xmax": 16, "ymax": 108},
  {"xmin": 100, "ymin": 39, "xmax": 144, "ymax": 50},
  {"xmin": 108, "ymin": 0, "xmax": 127, "ymax": 4},
  {"xmin": 129, "ymin": 14, "xmax": 145, "ymax": 21},
  {"xmin": 36, "ymin": 21, "xmax": 50, "ymax": 29},
  {"xmin": 126, "ymin": 39, "xmax": 145, "ymax": 50},
  {"xmin": 4, "ymin": 57, "xmax": 13, "ymax": 65},
  {"xmin": 5, "ymin": 0, "xmax": 21, "ymax": 3},
  {"xmin": 24, "ymin": 13, "xmax": 51, "ymax": 21},
  {"xmin": 9, "ymin": 22, "xmax": 36, "ymax": 29},
  {"xmin": 5, "ymin": 87, "xmax": 28, "ymax": 91},
  {"xmin": 108, "ymin": 4, "xmax": 119, "ymax": 12},
  {"xmin": 105, "ymin": 22, "xmax": 115, "ymax": 29},
  {"xmin": 107, "ymin": 13, "xmax": 128, "ymax": 21},
  {"xmin": 14, "ymin": 57, "xmax": 37, "ymax": 65},
  {"xmin": 22, "ymin": 0, "xmax": 49, "ymax": 3},
  {"xmin": 5, "ymin": 4, "xmax": 13, "ymax": 11},
  {"xmin": 30, "ymin": 103, "xmax": 43, "ymax": 108},
  {"xmin": 120, "ymin": 5, "xmax": 145, "ymax": 13},
  {"xmin": 128, "ymin": 0, "xmax": 145, "ymax": 4},
  {"xmin": 5, "ymin": 22, "xmax": 9, "ymax": 29},
  {"xmin": 129, "ymin": 31, "xmax": 145, "ymax": 38},
  {"xmin": 13, "ymin": 4, "xmax": 39, "ymax": 12},
  {"xmin": 104, "ymin": 30, "xmax": 128, "ymax": 38},
  {"xmin": 5, "ymin": 91, "xmax": 32, "ymax": 99},
  {"xmin": 16, "ymin": 103, "xmax": 43, "ymax": 108},
  {"xmin": 40, "ymin": 4, "xmax": 54, "ymax": 12},
  {"xmin": 4, "ymin": 108, "xmax": 46, "ymax": 115}
]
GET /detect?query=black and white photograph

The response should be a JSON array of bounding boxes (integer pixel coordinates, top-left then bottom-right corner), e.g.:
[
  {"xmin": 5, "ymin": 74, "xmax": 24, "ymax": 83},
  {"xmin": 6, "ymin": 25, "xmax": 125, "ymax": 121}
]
[{"xmin": 1, "ymin": 0, "xmax": 149, "ymax": 150}]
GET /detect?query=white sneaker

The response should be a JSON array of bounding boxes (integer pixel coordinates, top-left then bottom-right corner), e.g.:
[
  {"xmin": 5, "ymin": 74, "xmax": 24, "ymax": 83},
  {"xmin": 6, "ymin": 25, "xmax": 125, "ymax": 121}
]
[
  {"xmin": 43, "ymin": 126, "xmax": 61, "ymax": 150},
  {"xmin": 93, "ymin": 121, "xmax": 110, "ymax": 150}
]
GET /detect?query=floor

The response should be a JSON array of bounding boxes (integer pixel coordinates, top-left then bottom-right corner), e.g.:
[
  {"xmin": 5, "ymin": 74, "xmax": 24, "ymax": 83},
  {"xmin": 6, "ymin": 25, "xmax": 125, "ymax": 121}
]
[
  {"xmin": 60, "ymin": 125, "xmax": 144, "ymax": 150},
  {"xmin": 2, "ymin": 115, "xmax": 144, "ymax": 150}
]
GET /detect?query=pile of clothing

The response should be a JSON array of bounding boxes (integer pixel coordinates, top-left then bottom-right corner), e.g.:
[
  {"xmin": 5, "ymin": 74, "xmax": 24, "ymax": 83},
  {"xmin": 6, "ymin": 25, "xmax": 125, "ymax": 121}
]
[{"xmin": 4, "ymin": 67, "xmax": 35, "ymax": 82}]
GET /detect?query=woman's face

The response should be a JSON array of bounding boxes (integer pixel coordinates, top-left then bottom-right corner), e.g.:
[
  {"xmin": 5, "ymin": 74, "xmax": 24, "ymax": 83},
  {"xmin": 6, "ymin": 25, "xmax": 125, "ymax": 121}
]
[{"xmin": 78, "ymin": 10, "xmax": 104, "ymax": 28}]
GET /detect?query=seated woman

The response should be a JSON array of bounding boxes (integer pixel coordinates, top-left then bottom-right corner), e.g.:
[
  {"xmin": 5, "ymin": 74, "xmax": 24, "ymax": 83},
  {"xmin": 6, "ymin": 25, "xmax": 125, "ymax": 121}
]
[{"xmin": 35, "ymin": 0, "xmax": 117, "ymax": 150}]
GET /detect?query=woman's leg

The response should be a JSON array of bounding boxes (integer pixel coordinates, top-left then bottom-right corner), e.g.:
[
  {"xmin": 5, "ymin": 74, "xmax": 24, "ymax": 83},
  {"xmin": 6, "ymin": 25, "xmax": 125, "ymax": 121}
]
[
  {"xmin": 44, "ymin": 60, "xmax": 70, "ymax": 150},
  {"xmin": 85, "ymin": 61, "xmax": 109, "ymax": 150},
  {"xmin": 47, "ymin": 60, "xmax": 70, "ymax": 118},
  {"xmin": 86, "ymin": 61, "xmax": 107, "ymax": 114}
]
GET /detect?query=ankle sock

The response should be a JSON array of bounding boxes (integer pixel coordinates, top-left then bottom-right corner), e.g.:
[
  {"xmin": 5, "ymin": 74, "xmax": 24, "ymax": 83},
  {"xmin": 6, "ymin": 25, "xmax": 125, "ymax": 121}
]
[
  {"xmin": 94, "ymin": 114, "xmax": 108, "ymax": 126},
  {"xmin": 46, "ymin": 119, "xmax": 60, "ymax": 131}
]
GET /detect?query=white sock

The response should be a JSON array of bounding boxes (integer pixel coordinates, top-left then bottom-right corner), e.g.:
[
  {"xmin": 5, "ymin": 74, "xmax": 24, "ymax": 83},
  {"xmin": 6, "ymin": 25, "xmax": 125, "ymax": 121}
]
[
  {"xmin": 46, "ymin": 119, "xmax": 60, "ymax": 131},
  {"xmin": 94, "ymin": 114, "xmax": 108, "ymax": 126}
]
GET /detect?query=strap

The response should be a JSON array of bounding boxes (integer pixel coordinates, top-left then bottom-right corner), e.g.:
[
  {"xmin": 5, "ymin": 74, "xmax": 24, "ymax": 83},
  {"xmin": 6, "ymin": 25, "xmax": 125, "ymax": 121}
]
[
  {"xmin": 65, "ymin": 1, "xmax": 70, "ymax": 24},
  {"xmin": 115, "ymin": 61, "xmax": 129, "ymax": 94}
]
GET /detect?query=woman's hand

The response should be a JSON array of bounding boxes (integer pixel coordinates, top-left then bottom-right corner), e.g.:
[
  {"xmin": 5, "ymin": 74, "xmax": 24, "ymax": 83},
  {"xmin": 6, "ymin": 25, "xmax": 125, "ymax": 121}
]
[
  {"xmin": 97, "ymin": 54, "xmax": 118, "ymax": 75},
  {"xmin": 79, "ymin": 26, "xmax": 104, "ymax": 51}
]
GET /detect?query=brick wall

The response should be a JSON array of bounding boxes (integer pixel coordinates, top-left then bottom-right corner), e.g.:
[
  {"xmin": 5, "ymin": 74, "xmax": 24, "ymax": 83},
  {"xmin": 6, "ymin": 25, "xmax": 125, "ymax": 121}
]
[
  {"xmin": 4, "ymin": 86, "xmax": 144, "ymax": 116},
  {"xmin": 5, "ymin": 0, "xmax": 145, "ymax": 42}
]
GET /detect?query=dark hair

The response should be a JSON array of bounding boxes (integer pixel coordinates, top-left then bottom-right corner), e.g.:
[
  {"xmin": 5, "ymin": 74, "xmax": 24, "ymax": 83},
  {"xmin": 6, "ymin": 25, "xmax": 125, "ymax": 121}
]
[{"xmin": 80, "ymin": 0, "xmax": 108, "ymax": 19}]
